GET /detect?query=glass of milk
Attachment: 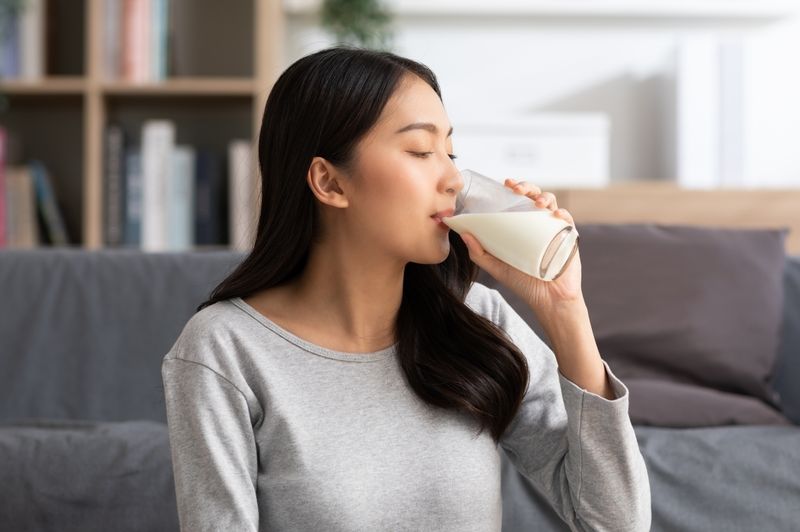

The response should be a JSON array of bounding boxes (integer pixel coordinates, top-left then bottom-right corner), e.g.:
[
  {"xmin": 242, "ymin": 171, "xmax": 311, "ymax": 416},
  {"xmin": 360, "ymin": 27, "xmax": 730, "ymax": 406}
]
[{"xmin": 442, "ymin": 169, "xmax": 579, "ymax": 281}]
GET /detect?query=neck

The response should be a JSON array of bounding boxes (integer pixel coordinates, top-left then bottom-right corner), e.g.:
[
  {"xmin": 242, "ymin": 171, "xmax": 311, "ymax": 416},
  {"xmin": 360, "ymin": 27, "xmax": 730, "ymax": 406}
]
[{"xmin": 288, "ymin": 238, "xmax": 405, "ymax": 351}]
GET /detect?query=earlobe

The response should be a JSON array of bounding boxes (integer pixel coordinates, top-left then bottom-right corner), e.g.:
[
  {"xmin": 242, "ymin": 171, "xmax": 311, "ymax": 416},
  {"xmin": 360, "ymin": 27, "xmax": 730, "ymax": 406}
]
[{"xmin": 307, "ymin": 156, "xmax": 349, "ymax": 208}]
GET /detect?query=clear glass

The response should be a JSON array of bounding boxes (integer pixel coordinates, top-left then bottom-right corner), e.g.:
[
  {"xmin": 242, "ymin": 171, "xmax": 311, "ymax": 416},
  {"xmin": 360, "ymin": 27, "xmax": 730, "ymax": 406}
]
[{"xmin": 443, "ymin": 169, "xmax": 579, "ymax": 281}]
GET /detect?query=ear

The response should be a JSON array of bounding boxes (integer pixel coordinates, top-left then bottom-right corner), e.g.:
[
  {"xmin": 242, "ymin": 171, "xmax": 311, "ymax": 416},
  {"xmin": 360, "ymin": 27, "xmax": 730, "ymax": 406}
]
[{"xmin": 306, "ymin": 156, "xmax": 349, "ymax": 209}]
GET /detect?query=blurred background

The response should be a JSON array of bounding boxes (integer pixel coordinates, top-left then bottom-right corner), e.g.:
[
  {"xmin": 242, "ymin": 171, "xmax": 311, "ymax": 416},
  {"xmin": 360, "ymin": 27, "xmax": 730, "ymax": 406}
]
[{"xmin": 1, "ymin": 0, "xmax": 799, "ymax": 253}]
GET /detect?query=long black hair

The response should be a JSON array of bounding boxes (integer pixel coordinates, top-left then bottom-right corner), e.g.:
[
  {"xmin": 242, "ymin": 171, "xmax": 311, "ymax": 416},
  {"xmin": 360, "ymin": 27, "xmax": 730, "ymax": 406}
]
[{"xmin": 199, "ymin": 45, "xmax": 529, "ymax": 444}]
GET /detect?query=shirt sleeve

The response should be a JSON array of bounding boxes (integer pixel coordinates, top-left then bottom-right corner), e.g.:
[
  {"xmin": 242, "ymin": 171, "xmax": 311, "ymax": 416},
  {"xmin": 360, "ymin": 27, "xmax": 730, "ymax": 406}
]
[
  {"xmin": 492, "ymin": 289, "xmax": 652, "ymax": 532},
  {"xmin": 161, "ymin": 356, "xmax": 260, "ymax": 532}
]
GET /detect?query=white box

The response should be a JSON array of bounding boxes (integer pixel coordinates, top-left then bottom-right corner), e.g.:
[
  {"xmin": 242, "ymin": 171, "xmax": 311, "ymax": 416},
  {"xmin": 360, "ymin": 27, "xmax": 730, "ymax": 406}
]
[{"xmin": 450, "ymin": 113, "xmax": 610, "ymax": 188}]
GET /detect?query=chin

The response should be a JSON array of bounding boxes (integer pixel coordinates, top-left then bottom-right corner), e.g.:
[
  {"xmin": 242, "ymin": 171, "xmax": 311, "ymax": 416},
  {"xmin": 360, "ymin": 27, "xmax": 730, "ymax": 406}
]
[{"xmin": 433, "ymin": 242, "xmax": 453, "ymax": 264}]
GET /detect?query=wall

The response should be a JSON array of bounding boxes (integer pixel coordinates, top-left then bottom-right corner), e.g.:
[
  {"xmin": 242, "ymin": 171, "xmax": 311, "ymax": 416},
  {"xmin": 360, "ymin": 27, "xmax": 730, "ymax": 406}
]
[{"xmin": 284, "ymin": 5, "xmax": 800, "ymax": 187}]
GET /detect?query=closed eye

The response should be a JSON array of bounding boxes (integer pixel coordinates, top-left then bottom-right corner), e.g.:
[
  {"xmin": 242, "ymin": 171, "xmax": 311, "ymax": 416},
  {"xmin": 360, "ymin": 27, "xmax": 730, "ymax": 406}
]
[{"xmin": 410, "ymin": 151, "xmax": 458, "ymax": 161}]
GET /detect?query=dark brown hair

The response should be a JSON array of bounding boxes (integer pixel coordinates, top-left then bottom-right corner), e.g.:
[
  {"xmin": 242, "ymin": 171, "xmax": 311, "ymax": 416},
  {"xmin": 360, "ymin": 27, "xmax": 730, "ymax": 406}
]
[{"xmin": 198, "ymin": 45, "xmax": 528, "ymax": 443}]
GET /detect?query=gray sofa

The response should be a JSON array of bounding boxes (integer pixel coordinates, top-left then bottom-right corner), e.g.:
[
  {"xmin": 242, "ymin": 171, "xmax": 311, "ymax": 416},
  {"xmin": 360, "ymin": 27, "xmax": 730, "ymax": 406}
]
[{"xmin": 1, "ymin": 233, "xmax": 799, "ymax": 531}]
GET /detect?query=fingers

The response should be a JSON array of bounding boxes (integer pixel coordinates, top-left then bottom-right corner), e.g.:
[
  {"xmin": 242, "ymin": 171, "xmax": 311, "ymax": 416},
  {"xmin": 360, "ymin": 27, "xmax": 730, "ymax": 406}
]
[
  {"xmin": 555, "ymin": 208, "xmax": 574, "ymax": 225},
  {"xmin": 504, "ymin": 178, "xmax": 558, "ymax": 210},
  {"xmin": 504, "ymin": 178, "xmax": 541, "ymax": 197}
]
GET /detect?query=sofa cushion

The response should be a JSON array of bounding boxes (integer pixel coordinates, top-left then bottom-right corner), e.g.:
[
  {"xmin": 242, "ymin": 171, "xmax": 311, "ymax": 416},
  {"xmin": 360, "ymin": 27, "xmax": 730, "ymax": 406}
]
[
  {"xmin": 478, "ymin": 224, "xmax": 791, "ymax": 427},
  {"xmin": 576, "ymin": 224, "xmax": 790, "ymax": 426},
  {"xmin": 624, "ymin": 379, "xmax": 791, "ymax": 428},
  {"xmin": 0, "ymin": 419, "xmax": 177, "ymax": 532}
]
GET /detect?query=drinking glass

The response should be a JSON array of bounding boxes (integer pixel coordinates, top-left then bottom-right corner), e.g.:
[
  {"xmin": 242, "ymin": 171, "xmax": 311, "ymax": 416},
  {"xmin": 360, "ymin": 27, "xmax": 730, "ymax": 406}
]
[{"xmin": 443, "ymin": 169, "xmax": 579, "ymax": 281}]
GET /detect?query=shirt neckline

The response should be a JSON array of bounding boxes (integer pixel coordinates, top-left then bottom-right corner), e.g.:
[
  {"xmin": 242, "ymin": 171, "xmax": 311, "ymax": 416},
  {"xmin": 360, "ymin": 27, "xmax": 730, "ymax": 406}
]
[{"xmin": 229, "ymin": 296, "xmax": 398, "ymax": 363}]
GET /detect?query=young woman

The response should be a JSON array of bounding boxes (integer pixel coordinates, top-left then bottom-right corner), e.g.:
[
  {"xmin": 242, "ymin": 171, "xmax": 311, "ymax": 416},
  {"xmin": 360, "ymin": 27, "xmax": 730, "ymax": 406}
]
[{"xmin": 161, "ymin": 46, "xmax": 651, "ymax": 531}]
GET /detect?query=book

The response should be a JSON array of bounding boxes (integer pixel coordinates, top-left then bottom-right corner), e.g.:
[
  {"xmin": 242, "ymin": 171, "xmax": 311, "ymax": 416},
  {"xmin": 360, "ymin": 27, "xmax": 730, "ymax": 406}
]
[
  {"xmin": 19, "ymin": 0, "xmax": 45, "ymax": 80},
  {"xmin": 141, "ymin": 119, "xmax": 175, "ymax": 251},
  {"xmin": 29, "ymin": 160, "xmax": 69, "ymax": 246},
  {"xmin": 1, "ymin": 9, "xmax": 20, "ymax": 77},
  {"xmin": 194, "ymin": 150, "xmax": 226, "ymax": 246},
  {"xmin": 5, "ymin": 166, "xmax": 39, "ymax": 248},
  {"xmin": 104, "ymin": 0, "xmax": 122, "ymax": 79},
  {"xmin": 151, "ymin": 0, "xmax": 169, "ymax": 80},
  {"xmin": 124, "ymin": 149, "xmax": 143, "ymax": 246},
  {"xmin": 167, "ymin": 145, "xmax": 195, "ymax": 250},
  {"xmin": 104, "ymin": 124, "xmax": 126, "ymax": 246},
  {"xmin": 122, "ymin": 0, "xmax": 149, "ymax": 82},
  {"xmin": 228, "ymin": 139, "xmax": 256, "ymax": 251}
]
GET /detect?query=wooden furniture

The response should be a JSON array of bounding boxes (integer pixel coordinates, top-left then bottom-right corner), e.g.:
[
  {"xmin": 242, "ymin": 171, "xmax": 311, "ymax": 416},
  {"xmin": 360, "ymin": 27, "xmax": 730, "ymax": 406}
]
[
  {"xmin": 0, "ymin": 0, "xmax": 284, "ymax": 249},
  {"xmin": 551, "ymin": 183, "xmax": 800, "ymax": 254}
]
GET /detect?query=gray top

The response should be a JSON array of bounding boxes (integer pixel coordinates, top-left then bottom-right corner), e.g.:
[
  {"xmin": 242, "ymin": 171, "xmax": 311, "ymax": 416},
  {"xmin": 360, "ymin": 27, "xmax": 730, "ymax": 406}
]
[{"xmin": 161, "ymin": 282, "xmax": 651, "ymax": 531}]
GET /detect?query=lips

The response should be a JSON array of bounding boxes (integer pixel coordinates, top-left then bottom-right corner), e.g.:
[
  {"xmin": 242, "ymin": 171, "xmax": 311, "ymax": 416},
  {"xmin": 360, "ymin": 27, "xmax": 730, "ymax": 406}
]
[{"xmin": 430, "ymin": 208, "xmax": 455, "ymax": 222}]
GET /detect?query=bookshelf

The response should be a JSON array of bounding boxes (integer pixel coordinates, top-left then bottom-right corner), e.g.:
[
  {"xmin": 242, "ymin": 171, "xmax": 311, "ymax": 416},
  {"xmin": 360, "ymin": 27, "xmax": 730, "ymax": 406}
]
[{"xmin": 0, "ymin": 0, "xmax": 285, "ymax": 249}]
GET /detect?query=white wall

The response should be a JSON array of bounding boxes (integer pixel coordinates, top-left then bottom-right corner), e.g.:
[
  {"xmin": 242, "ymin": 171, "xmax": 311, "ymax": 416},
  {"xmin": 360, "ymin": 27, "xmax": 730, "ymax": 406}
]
[
  {"xmin": 743, "ymin": 16, "xmax": 800, "ymax": 187},
  {"xmin": 284, "ymin": 8, "xmax": 800, "ymax": 187}
]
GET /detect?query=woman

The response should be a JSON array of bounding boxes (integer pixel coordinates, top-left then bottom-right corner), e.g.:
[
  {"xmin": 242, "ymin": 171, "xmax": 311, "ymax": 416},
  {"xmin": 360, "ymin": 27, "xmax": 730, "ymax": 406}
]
[{"xmin": 161, "ymin": 45, "xmax": 651, "ymax": 531}]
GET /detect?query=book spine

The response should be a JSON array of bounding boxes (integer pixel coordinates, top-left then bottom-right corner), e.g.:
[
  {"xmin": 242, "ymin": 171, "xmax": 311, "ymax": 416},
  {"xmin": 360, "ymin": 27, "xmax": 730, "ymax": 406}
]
[
  {"xmin": 124, "ymin": 150, "xmax": 143, "ymax": 246},
  {"xmin": 123, "ymin": 0, "xmax": 148, "ymax": 82},
  {"xmin": 104, "ymin": 0, "xmax": 122, "ymax": 80},
  {"xmin": 194, "ymin": 150, "xmax": 225, "ymax": 246},
  {"xmin": 8, "ymin": 167, "xmax": 39, "ymax": 247},
  {"xmin": 138, "ymin": 0, "xmax": 151, "ymax": 81},
  {"xmin": 1, "ymin": 12, "xmax": 20, "ymax": 78},
  {"xmin": 160, "ymin": 0, "xmax": 169, "ymax": 79},
  {"xmin": 5, "ymin": 168, "xmax": 19, "ymax": 245},
  {"xmin": 168, "ymin": 145, "xmax": 195, "ymax": 250},
  {"xmin": 151, "ymin": 0, "xmax": 168, "ymax": 80},
  {"xmin": 30, "ymin": 160, "xmax": 69, "ymax": 245},
  {"xmin": 121, "ymin": 0, "xmax": 135, "ymax": 80},
  {"xmin": 141, "ymin": 120, "xmax": 175, "ymax": 251},
  {"xmin": 105, "ymin": 124, "xmax": 126, "ymax": 246},
  {"xmin": 228, "ymin": 139, "xmax": 255, "ymax": 251},
  {"xmin": 20, "ymin": 0, "xmax": 45, "ymax": 79}
]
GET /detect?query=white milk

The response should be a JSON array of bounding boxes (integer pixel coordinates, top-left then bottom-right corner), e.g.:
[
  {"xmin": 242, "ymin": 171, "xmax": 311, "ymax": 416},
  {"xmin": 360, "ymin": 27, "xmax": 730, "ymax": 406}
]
[{"xmin": 443, "ymin": 211, "xmax": 579, "ymax": 281}]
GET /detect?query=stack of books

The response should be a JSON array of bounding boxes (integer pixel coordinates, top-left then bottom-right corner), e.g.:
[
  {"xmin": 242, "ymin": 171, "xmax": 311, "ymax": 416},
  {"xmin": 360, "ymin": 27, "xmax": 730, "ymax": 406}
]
[
  {"xmin": 105, "ymin": 0, "xmax": 171, "ymax": 82},
  {"xmin": 104, "ymin": 120, "xmax": 256, "ymax": 252},
  {"xmin": 0, "ymin": 123, "xmax": 256, "ymax": 251},
  {"xmin": 0, "ymin": 0, "xmax": 45, "ymax": 80},
  {"xmin": 1, "ymin": 0, "xmax": 172, "ymax": 82}
]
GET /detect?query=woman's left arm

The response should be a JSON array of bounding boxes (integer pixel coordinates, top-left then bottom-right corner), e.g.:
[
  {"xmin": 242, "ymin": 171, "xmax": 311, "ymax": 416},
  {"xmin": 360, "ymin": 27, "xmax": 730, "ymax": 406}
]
[{"xmin": 460, "ymin": 179, "xmax": 652, "ymax": 531}]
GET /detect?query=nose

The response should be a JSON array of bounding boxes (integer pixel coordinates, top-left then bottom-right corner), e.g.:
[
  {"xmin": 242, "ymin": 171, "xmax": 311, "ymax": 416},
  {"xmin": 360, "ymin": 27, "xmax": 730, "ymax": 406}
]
[{"xmin": 444, "ymin": 168, "xmax": 464, "ymax": 197}]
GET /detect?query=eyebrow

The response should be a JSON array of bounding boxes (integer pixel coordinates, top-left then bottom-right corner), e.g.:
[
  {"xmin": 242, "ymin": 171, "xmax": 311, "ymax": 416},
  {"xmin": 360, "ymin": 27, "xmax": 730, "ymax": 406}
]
[{"xmin": 395, "ymin": 122, "xmax": 454, "ymax": 137}]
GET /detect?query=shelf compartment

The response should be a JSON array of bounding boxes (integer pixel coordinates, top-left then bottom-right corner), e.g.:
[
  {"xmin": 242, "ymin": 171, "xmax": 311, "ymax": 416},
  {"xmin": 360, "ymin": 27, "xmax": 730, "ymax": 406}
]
[{"xmin": 0, "ymin": 94, "xmax": 85, "ymax": 245}]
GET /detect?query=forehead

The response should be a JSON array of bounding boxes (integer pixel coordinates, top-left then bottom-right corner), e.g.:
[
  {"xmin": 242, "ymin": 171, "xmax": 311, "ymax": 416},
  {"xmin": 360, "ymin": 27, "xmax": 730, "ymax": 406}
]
[{"xmin": 377, "ymin": 75, "xmax": 450, "ymax": 134}]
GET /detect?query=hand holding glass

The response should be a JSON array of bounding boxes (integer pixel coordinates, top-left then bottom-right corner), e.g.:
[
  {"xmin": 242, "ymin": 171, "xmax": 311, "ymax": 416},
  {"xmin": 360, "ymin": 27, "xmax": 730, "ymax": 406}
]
[{"xmin": 442, "ymin": 169, "xmax": 579, "ymax": 281}]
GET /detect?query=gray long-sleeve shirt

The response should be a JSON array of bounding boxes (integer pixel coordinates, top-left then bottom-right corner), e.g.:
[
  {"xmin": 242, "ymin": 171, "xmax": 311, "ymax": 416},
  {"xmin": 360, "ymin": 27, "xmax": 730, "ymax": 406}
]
[{"xmin": 161, "ymin": 282, "xmax": 651, "ymax": 531}]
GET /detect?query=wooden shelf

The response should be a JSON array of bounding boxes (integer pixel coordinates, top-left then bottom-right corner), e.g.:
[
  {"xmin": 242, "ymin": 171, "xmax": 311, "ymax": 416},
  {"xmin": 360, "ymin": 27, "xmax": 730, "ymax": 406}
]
[
  {"xmin": 0, "ymin": 77, "xmax": 87, "ymax": 95},
  {"xmin": 100, "ymin": 77, "xmax": 257, "ymax": 96},
  {"xmin": 1, "ymin": 0, "xmax": 285, "ymax": 250}
]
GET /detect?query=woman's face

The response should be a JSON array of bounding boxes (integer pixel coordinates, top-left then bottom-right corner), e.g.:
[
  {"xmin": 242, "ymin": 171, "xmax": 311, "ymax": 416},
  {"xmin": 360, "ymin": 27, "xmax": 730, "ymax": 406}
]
[{"xmin": 343, "ymin": 74, "xmax": 463, "ymax": 266}]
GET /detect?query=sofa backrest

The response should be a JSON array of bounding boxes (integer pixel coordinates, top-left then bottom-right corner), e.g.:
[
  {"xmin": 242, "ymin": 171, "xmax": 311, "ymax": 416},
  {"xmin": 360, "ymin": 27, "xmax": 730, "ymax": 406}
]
[
  {"xmin": 1, "ymin": 248, "xmax": 799, "ymax": 425},
  {"xmin": 477, "ymin": 254, "xmax": 800, "ymax": 425},
  {"xmin": 0, "ymin": 249, "xmax": 247, "ymax": 424}
]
